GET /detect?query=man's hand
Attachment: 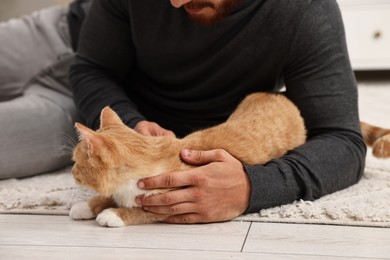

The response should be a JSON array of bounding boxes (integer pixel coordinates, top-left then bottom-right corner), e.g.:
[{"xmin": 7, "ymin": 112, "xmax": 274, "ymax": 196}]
[
  {"xmin": 134, "ymin": 120, "xmax": 175, "ymax": 137},
  {"xmin": 136, "ymin": 149, "xmax": 251, "ymax": 224}
]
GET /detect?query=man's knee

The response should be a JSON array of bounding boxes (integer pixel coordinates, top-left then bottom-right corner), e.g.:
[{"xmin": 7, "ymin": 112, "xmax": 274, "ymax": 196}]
[
  {"xmin": 0, "ymin": 90, "xmax": 77, "ymax": 179},
  {"xmin": 0, "ymin": 5, "xmax": 71, "ymax": 101}
]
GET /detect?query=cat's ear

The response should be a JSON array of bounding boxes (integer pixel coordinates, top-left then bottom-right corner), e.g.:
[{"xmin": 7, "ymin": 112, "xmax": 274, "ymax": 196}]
[
  {"xmin": 75, "ymin": 123, "xmax": 101, "ymax": 157},
  {"xmin": 100, "ymin": 106, "xmax": 124, "ymax": 129}
]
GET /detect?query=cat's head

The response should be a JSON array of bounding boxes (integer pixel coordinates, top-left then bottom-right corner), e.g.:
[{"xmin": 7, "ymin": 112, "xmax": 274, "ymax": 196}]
[{"xmin": 72, "ymin": 107, "xmax": 150, "ymax": 196}]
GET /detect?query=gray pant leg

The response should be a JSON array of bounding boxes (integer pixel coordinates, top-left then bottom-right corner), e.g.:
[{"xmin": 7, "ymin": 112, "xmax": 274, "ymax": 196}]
[
  {"xmin": 0, "ymin": 5, "xmax": 72, "ymax": 101},
  {"xmin": 0, "ymin": 6, "xmax": 77, "ymax": 179},
  {"xmin": 0, "ymin": 71, "xmax": 77, "ymax": 179}
]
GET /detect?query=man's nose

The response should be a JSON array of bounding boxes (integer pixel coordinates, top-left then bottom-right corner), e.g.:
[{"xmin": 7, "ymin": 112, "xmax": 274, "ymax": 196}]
[{"xmin": 170, "ymin": 0, "xmax": 192, "ymax": 8}]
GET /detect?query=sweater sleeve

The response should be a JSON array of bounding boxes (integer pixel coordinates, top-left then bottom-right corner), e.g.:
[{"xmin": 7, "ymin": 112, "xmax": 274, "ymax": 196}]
[
  {"xmin": 69, "ymin": 0, "xmax": 145, "ymax": 129},
  {"xmin": 244, "ymin": 0, "xmax": 366, "ymax": 213}
]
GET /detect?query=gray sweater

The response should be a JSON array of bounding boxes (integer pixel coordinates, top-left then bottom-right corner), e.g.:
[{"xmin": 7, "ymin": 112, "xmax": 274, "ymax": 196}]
[{"xmin": 70, "ymin": 0, "xmax": 366, "ymax": 213}]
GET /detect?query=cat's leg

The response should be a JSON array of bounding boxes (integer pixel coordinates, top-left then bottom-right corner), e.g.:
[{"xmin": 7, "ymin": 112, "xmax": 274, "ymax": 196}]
[
  {"xmin": 70, "ymin": 196, "xmax": 116, "ymax": 220},
  {"xmin": 96, "ymin": 207, "xmax": 168, "ymax": 227},
  {"xmin": 372, "ymin": 134, "xmax": 390, "ymax": 158}
]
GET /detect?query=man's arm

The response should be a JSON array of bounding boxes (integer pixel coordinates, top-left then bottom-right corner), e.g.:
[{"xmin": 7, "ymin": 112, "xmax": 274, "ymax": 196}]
[
  {"xmin": 70, "ymin": 0, "xmax": 145, "ymax": 130},
  {"xmin": 244, "ymin": 0, "xmax": 366, "ymax": 212}
]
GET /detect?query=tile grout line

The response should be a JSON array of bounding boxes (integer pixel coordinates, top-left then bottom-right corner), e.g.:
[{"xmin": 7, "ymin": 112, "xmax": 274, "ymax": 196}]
[{"xmin": 240, "ymin": 221, "xmax": 252, "ymax": 252}]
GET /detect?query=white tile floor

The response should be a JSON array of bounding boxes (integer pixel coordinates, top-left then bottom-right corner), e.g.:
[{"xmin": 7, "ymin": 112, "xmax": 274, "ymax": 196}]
[{"xmin": 0, "ymin": 214, "xmax": 389, "ymax": 259}]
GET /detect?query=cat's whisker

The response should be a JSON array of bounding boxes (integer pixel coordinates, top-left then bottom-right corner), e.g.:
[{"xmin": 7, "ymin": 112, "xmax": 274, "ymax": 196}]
[
  {"xmin": 48, "ymin": 136, "xmax": 77, "ymax": 158},
  {"xmin": 62, "ymin": 146, "xmax": 76, "ymax": 154},
  {"xmin": 62, "ymin": 133, "xmax": 78, "ymax": 148},
  {"xmin": 50, "ymin": 145, "xmax": 74, "ymax": 158}
]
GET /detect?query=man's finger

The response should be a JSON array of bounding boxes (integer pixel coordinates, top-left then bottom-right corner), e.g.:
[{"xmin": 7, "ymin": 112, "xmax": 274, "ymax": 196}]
[
  {"xmin": 143, "ymin": 202, "xmax": 196, "ymax": 215},
  {"xmin": 138, "ymin": 169, "xmax": 200, "ymax": 190},
  {"xmin": 137, "ymin": 188, "xmax": 195, "ymax": 206},
  {"xmin": 162, "ymin": 129, "xmax": 176, "ymax": 137},
  {"xmin": 180, "ymin": 149, "xmax": 229, "ymax": 165},
  {"xmin": 163, "ymin": 213, "xmax": 203, "ymax": 224},
  {"xmin": 138, "ymin": 129, "xmax": 153, "ymax": 136}
]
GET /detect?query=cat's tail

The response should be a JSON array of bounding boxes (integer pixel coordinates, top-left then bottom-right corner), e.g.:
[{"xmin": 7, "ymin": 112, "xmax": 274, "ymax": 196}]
[{"xmin": 361, "ymin": 122, "xmax": 390, "ymax": 158}]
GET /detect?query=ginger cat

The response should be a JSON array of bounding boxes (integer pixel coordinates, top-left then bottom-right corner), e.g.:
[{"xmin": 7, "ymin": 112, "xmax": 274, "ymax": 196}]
[
  {"xmin": 69, "ymin": 92, "xmax": 390, "ymax": 227},
  {"xmin": 69, "ymin": 93, "xmax": 306, "ymax": 227}
]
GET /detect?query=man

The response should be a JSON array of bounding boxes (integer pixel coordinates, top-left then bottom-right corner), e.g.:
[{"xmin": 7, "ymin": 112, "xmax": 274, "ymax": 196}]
[
  {"xmin": 70, "ymin": 0, "xmax": 366, "ymax": 224},
  {"xmin": 0, "ymin": 0, "xmax": 90, "ymax": 179}
]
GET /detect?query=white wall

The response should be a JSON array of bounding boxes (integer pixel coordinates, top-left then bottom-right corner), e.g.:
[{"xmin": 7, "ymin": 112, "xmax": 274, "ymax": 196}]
[{"xmin": 0, "ymin": 0, "xmax": 71, "ymax": 21}]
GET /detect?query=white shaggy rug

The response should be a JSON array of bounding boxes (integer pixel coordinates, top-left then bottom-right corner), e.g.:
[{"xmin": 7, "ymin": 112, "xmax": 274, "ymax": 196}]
[{"xmin": 1, "ymin": 84, "xmax": 390, "ymax": 227}]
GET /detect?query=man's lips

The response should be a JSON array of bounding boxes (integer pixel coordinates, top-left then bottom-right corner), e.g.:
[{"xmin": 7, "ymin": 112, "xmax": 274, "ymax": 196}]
[{"xmin": 184, "ymin": 5, "xmax": 204, "ymax": 15}]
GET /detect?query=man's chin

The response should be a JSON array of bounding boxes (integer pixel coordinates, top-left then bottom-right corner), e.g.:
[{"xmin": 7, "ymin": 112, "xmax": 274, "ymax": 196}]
[
  {"xmin": 186, "ymin": 0, "xmax": 242, "ymax": 27},
  {"xmin": 188, "ymin": 14, "xmax": 223, "ymax": 27}
]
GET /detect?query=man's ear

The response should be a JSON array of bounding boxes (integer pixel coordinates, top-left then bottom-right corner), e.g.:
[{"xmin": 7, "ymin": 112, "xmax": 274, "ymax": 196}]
[
  {"xmin": 75, "ymin": 123, "xmax": 102, "ymax": 157},
  {"xmin": 99, "ymin": 106, "xmax": 124, "ymax": 129}
]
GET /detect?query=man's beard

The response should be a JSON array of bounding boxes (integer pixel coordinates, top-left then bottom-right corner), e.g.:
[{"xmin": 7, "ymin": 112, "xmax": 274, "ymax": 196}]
[{"xmin": 185, "ymin": 0, "xmax": 242, "ymax": 26}]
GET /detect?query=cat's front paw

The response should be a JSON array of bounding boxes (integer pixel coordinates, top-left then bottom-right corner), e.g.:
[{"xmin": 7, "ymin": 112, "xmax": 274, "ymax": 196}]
[
  {"xmin": 96, "ymin": 209, "xmax": 125, "ymax": 227},
  {"xmin": 69, "ymin": 201, "xmax": 95, "ymax": 220}
]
